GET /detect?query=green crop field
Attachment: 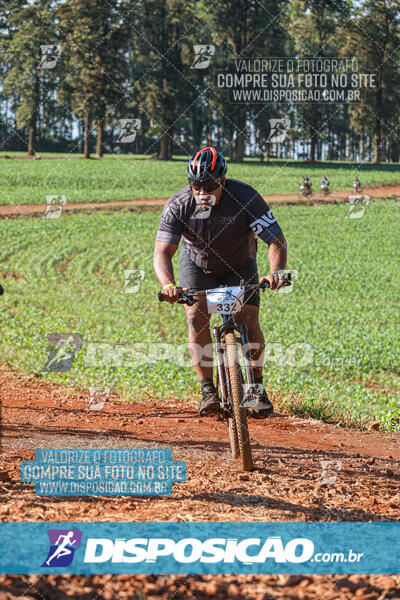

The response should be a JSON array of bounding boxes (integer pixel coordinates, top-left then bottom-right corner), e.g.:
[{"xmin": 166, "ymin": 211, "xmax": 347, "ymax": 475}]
[
  {"xmin": 1, "ymin": 198, "xmax": 399, "ymax": 430},
  {"xmin": 1, "ymin": 155, "xmax": 400, "ymax": 206}
]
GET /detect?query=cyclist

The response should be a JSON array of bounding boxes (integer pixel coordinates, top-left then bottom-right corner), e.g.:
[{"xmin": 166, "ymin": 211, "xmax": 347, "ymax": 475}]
[
  {"xmin": 153, "ymin": 147, "xmax": 287, "ymax": 418},
  {"xmin": 302, "ymin": 176, "xmax": 312, "ymax": 193},
  {"xmin": 353, "ymin": 176, "xmax": 361, "ymax": 192},
  {"xmin": 320, "ymin": 175, "xmax": 329, "ymax": 191},
  {"xmin": 320, "ymin": 175, "xmax": 329, "ymax": 194}
]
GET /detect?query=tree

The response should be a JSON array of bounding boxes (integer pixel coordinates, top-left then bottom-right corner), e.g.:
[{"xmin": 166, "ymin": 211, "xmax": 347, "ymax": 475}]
[
  {"xmin": 286, "ymin": 0, "xmax": 350, "ymax": 161},
  {"xmin": 130, "ymin": 0, "xmax": 199, "ymax": 160},
  {"xmin": 207, "ymin": 0, "xmax": 287, "ymax": 162},
  {"xmin": 0, "ymin": 0, "xmax": 58, "ymax": 156},
  {"xmin": 58, "ymin": 0, "xmax": 128, "ymax": 158},
  {"xmin": 342, "ymin": 0, "xmax": 400, "ymax": 163}
]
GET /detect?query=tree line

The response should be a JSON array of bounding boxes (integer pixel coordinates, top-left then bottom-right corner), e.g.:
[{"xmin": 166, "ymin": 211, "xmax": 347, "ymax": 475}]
[{"xmin": 0, "ymin": 0, "xmax": 399, "ymax": 162}]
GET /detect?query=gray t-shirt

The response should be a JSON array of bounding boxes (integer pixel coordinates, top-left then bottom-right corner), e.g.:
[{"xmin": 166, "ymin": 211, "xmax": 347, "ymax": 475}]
[{"xmin": 156, "ymin": 178, "xmax": 282, "ymax": 274}]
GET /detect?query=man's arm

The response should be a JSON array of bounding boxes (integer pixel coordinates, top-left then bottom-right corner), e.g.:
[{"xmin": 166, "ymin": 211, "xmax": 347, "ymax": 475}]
[
  {"xmin": 247, "ymin": 192, "xmax": 287, "ymax": 290},
  {"xmin": 153, "ymin": 241, "xmax": 181, "ymax": 303},
  {"xmin": 262, "ymin": 231, "xmax": 287, "ymax": 290}
]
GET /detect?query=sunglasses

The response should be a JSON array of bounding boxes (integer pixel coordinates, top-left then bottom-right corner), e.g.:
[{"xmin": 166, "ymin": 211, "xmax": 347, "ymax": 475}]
[{"xmin": 190, "ymin": 179, "xmax": 222, "ymax": 193}]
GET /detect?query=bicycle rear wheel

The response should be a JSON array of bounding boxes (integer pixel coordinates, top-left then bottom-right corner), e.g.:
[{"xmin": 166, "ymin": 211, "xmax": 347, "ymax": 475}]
[{"xmin": 225, "ymin": 331, "xmax": 254, "ymax": 471}]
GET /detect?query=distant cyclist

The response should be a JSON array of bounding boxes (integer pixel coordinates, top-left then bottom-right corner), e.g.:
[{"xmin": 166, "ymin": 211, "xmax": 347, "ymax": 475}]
[
  {"xmin": 321, "ymin": 175, "xmax": 329, "ymax": 189},
  {"xmin": 320, "ymin": 175, "xmax": 329, "ymax": 194},
  {"xmin": 153, "ymin": 147, "xmax": 287, "ymax": 418},
  {"xmin": 353, "ymin": 176, "xmax": 362, "ymax": 192},
  {"xmin": 300, "ymin": 176, "xmax": 312, "ymax": 196}
]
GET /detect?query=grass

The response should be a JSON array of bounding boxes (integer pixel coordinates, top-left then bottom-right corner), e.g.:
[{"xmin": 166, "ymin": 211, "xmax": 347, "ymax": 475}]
[
  {"xmin": 1, "ymin": 154, "xmax": 400, "ymax": 205},
  {"xmin": 1, "ymin": 198, "xmax": 399, "ymax": 430}
]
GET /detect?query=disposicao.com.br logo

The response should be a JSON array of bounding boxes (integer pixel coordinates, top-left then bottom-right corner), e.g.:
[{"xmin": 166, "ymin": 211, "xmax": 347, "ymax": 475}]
[
  {"xmin": 39, "ymin": 531, "xmax": 364, "ymax": 570},
  {"xmin": 84, "ymin": 536, "xmax": 315, "ymax": 564}
]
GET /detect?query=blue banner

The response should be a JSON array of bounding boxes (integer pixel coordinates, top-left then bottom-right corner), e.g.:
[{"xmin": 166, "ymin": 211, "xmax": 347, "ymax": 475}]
[{"xmin": 0, "ymin": 522, "xmax": 398, "ymax": 574}]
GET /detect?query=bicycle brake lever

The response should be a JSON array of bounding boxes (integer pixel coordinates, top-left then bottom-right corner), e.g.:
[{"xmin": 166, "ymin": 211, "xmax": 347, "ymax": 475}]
[
  {"xmin": 159, "ymin": 290, "xmax": 198, "ymax": 305},
  {"xmin": 260, "ymin": 272, "xmax": 292, "ymax": 291},
  {"xmin": 181, "ymin": 296, "xmax": 198, "ymax": 306},
  {"xmin": 284, "ymin": 272, "xmax": 292, "ymax": 286}
]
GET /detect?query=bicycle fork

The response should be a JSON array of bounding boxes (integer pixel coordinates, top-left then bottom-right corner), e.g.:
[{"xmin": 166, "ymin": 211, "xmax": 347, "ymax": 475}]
[
  {"xmin": 212, "ymin": 326, "xmax": 230, "ymax": 413},
  {"xmin": 238, "ymin": 324, "xmax": 257, "ymax": 396}
]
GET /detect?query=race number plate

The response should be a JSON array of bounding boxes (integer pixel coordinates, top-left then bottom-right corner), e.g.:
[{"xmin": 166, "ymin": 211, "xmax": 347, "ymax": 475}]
[{"xmin": 206, "ymin": 286, "xmax": 245, "ymax": 315}]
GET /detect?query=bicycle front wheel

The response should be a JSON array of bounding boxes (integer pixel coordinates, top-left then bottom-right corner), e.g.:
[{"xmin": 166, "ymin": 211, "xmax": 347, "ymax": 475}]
[{"xmin": 224, "ymin": 331, "xmax": 254, "ymax": 471}]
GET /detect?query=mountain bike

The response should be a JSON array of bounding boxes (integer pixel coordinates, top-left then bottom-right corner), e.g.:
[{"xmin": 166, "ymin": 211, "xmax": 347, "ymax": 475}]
[
  {"xmin": 299, "ymin": 184, "xmax": 312, "ymax": 198},
  {"xmin": 320, "ymin": 184, "xmax": 330, "ymax": 196},
  {"xmin": 158, "ymin": 276, "xmax": 291, "ymax": 471}
]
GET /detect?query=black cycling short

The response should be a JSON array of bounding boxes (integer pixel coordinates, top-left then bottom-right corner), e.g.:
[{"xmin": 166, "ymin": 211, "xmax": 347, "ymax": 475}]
[{"xmin": 179, "ymin": 250, "xmax": 260, "ymax": 308}]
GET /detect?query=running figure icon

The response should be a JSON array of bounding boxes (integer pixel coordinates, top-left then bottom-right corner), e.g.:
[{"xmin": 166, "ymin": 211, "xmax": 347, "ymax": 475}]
[
  {"xmin": 41, "ymin": 528, "xmax": 82, "ymax": 568},
  {"xmin": 46, "ymin": 531, "xmax": 77, "ymax": 565}
]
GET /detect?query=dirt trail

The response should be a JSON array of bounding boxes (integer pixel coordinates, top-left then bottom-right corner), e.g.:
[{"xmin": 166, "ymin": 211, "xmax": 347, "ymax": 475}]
[
  {"xmin": 1, "ymin": 184, "xmax": 400, "ymax": 218},
  {"xmin": 1, "ymin": 371, "xmax": 399, "ymax": 524},
  {"xmin": 1, "ymin": 372, "xmax": 399, "ymax": 598}
]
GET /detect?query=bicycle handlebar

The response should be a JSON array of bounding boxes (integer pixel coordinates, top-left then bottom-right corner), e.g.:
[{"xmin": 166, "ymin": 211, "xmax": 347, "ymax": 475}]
[
  {"xmin": 158, "ymin": 274, "xmax": 291, "ymax": 305},
  {"xmin": 157, "ymin": 289, "xmax": 199, "ymax": 305}
]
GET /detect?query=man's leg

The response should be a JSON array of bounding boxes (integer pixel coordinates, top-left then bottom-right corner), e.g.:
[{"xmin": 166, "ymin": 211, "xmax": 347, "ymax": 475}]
[
  {"xmin": 183, "ymin": 297, "xmax": 220, "ymax": 415},
  {"xmin": 235, "ymin": 304, "xmax": 265, "ymax": 380},
  {"xmin": 179, "ymin": 250, "xmax": 221, "ymax": 415},
  {"xmin": 236, "ymin": 304, "xmax": 274, "ymax": 417},
  {"xmin": 183, "ymin": 296, "xmax": 212, "ymax": 380}
]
